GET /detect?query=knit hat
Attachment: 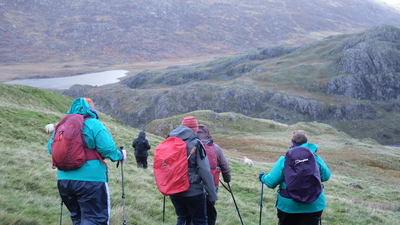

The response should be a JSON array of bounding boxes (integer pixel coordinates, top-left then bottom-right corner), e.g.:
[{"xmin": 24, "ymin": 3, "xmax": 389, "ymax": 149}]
[
  {"xmin": 181, "ymin": 116, "xmax": 199, "ymax": 133},
  {"xmin": 292, "ymin": 130, "xmax": 308, "ymax": 145},
  {"xmin": 83, "ymin": 97, "xmax": 96, "ymax": 110}
]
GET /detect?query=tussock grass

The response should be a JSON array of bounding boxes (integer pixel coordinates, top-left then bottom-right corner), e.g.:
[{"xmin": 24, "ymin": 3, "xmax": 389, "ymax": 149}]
[{"xmin": 1, "ymin": 83, "xmax": 400, "ymax": 224}]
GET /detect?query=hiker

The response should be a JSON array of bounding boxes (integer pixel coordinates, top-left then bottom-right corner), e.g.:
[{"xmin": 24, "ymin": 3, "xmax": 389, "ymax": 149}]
[
  {"xmin": 48, "ymin": 97, "xmax": 127, "ymax": 225},
  {"xmin": 197, "ymin": 124, "xmax": 231, "ymax": 225},
  {"xmin": 168, "ymin": 116, "xmax": 218, "ymax": 225},
  {"xmin": 259, "ymin": 130, "xmax": 331, "ymax": 225},
  {"xmin": 132, "ymin": 131, "xmax": 151, "ymax": 169}
]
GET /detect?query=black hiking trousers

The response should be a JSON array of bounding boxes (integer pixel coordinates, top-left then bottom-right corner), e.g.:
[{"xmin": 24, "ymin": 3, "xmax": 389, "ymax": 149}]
[
  {"xmin": 135, "ymin": 156, "xmax": 148, "ymax": 169},
  {"xmin": 58, "ymin": 180, "xmax": 110, "ymax": 225},
  {"xmin": 277, "ymin": 209, "xmax": 323, "ymax": 225}
]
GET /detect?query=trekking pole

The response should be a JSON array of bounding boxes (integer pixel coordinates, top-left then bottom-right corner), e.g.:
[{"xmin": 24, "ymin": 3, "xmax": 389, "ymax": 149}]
[
  {"xmin": 162, "ymin": 196, "xmax": 166, "ymax": 224},
  {"xmin": 227, "ymin": 182, "xmax": 244, "ymax": 225},
  {"xmin": 60, "ymin": 200, "xmax": 63, "ymax": 225},
  {"xmin": 219, "ymin": 180, "xmax": 231, "ymax": 193},
  {"xmin": 118, "ymin": 146, "xmax": 127, "ymax": 225},
  {"xmin": 259, "ymin": 183, "xmax": 264, "ymax": 225}
]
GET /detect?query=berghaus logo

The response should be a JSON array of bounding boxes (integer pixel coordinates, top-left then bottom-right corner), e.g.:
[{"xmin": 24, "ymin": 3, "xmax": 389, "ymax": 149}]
[
  {"xmin": 295, "ymin": 159, "xmax": 308, "ymax": 164},
  {"xmin": 161, "ymin": 161, "xmax": 168, "ymax": 168}
]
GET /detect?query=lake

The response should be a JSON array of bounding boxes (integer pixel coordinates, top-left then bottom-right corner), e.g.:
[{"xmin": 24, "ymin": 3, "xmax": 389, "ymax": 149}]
[{"xmin": 3, "ymin": 70, "xmax": 129, "ymax": 89}]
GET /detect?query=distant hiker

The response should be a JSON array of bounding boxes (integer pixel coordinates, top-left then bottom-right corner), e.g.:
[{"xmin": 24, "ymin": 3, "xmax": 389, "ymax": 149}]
[
  {"xmin": 132, "ymin": 131, "xmax": 151, "ymax": 169},
  {"xmin": 259, "ymin": 130, "xmax": 331, "ymax": 225},
  {"xmin": 197, "ymin": 124, "xmax": 231, "ymax": 225},
  {"xmin": 168, "ymin": 116, "xmax": 218, "ymax": 225},
  {"xmin": 48, "ymin": 97, "xmax": 127, "ymax": 225}
]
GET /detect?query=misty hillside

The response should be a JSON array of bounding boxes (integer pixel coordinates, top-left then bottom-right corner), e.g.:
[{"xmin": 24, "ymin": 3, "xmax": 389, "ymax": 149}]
[
  {"xmin": 1, "ymin": 0, "xmax": 400, "ymax": 63},
  {"xmin": 58, "ymin": 25, "xmax": 400, "ymax": 145}
]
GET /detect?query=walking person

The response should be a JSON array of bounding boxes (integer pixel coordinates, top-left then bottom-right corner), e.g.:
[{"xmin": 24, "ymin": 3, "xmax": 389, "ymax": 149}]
[
  {"xmin": 169, "ymin": 116, "xmax": 218, "ymax": 225},
  {"xmin": 48, "ymin": 97, "xmax": 127, "ymax": 225},
  {"xmin": 132, "ymin": 131, "xmax": 151, "ymax": 169},
  {"xmin": 259, "ymin": 130, "xmax": 331, "ymax": 225},
  {"xmin": 197, "ymin": 124, "xmax": 231, "ymax": 225}
]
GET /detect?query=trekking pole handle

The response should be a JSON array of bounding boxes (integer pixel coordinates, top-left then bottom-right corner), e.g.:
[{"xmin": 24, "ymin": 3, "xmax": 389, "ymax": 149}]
[
  {"xmin": 187, "ymin": 146, "xmax": 197, "ymax": 160},
  {"xmin": 117, "ymin": 146, "xmax": 124, "ymax": 168},
  {"xmin": 219, "ymin": 180, "xmax": 231, "ymax": 193}
]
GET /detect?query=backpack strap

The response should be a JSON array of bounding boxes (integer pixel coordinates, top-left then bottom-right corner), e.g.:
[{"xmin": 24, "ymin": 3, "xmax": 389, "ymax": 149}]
[
  {"xmin": 196, "ymin": 139, "xmax": 206, "ymax": 160},
  {"xmin": 82, "ymin": 117, "xmax": 107, "ymax": 167}
]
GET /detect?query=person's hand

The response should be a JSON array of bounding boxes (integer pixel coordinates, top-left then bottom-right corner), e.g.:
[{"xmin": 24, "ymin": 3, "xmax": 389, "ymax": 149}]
[
  {"xmin": 259, "ymin": 171, "xmax": 266, "ymax": 182},
  {"xmin": 121, "ymin": 150, "xmax": 127, "ymax": 162}
]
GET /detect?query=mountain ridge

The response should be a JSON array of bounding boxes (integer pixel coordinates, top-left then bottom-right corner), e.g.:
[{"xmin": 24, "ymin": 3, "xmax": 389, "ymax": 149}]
[
  {"xmin": 57, "ymin": 25, "xmax": 400, "ymax": 145},
  {"xmin": 1, "ymin": 0, "xmax": 400, "ymax": 64}
]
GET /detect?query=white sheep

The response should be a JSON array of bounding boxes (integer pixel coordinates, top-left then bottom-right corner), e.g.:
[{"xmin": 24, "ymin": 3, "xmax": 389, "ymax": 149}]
[
  {"xmin": 45, "ymin": 123, "xmax": 57, "ymax": 134},
  {"xmin": 244, "ymin": 156, "xmax": 253, "ymax": 166}
]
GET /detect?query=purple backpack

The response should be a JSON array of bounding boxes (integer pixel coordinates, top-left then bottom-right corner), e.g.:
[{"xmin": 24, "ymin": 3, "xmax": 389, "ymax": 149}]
[{"xmin": 279, "ymin": 146, "xmax": 322, "ymax": 203}]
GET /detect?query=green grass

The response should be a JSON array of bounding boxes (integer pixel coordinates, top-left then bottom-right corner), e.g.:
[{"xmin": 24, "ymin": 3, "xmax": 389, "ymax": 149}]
[{"xmin": 1, "ymin": 83, "xmax": 400, "ymax": 224}]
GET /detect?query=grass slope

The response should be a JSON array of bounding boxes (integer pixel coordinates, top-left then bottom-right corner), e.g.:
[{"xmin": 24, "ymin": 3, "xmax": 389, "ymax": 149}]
[
  {"xmin": 145, "ymin": 111, "xmax": 400, "ymax": 224},
  {"xmin": 1, "ymin": 83, "xmax": 400, "ymax": 224}
]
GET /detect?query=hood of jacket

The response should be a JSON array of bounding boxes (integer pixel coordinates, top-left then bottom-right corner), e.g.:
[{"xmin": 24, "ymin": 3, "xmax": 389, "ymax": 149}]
[
  {"xmin": 197, "ymin": 124, "xmax": 213, "ymax": 144},
  {"xmin": 300, "ymin": 143, "xmax": 318, "ymax": 154},
  {"xmin": 67, "ymin": 98, "xmax": 97, "ymax": 119},
  {"xmin": 138, "ymin": 131, "xmax": 146, "ymax": 140},
  {"xmin": 169, "ymin": 125, "xmax": 198, "ymax": 142}
]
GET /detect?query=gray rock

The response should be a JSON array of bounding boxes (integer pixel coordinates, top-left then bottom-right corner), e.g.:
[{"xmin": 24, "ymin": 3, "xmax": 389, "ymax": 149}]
[{"xmin": 346, "ymin": 182, "xmax": 364, "ymax": 189}]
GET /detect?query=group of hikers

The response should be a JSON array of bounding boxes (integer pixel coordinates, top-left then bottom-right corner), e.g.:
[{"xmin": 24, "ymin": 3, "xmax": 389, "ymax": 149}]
[{"xmin": 47, "ymin": 97, "xmax": 331, "ymax": 225}]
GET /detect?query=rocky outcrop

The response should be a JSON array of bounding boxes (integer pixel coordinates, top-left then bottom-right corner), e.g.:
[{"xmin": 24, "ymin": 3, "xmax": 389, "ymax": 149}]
[
  {"xmin": 121, "ymin": 72, "xmax": 158, "ymax": 89},
  {"xmin": 57, "ymin": 26, "xmax": 400, "ymax": 145},
  {"xmin": 60, "ymin": 80, "xmax": 378, "ymax": 130},
  {"xmin": 327, "ymin": 25, "xmax": 400, "ymax": 100},
  {"xmin": 270, "ymin": 93, "xmax": 327, "ymax": 120},
  {"xmin": 326, "ymin": 73, "xmax": 400, "ymax": 100}
]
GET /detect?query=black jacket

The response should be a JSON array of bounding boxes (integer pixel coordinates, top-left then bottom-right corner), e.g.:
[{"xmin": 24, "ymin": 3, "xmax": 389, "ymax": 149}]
[{"xmin": 132, "ymin": 131, "xmax": 151, "ymax": 157}]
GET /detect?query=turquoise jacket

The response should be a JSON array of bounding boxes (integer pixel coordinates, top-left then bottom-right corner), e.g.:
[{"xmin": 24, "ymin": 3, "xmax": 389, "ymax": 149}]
[
  {"xmin": 261, "ymin": 143, "xmax": 331, "ymax": 213},
  {"xmin": 48, "ymin": 98, "xmax": 122, "ymax": 182}
]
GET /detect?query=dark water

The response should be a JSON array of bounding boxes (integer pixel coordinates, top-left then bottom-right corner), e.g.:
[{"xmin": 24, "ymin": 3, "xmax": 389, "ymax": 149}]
[{"xmin": 3, "ymin": 70, "xmax": 128, "ymax": 89}]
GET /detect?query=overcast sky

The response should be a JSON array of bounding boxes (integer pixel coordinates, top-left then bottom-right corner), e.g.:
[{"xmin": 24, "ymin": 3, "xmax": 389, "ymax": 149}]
[{"xmin": 381, "ymin": 0, "xmax": 400, "ymax": 4}]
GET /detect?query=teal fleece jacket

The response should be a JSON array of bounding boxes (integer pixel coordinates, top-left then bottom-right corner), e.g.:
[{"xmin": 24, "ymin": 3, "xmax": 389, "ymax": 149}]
[
  {"xmin": 48, "ymin": 98, "xmax": 122, "ymax": 182},
  {"xmin": 260, "ymin": 143, "xmax": 331, "ymax": 213}
]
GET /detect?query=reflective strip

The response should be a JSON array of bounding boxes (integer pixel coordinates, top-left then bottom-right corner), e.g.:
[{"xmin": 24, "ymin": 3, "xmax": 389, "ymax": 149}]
[{"xmin": 105, "ymin": 182, "xmax": 110, "ymax": 225}]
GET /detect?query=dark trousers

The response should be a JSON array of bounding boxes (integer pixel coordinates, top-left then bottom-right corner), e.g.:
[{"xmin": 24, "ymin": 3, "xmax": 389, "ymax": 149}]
[
  {"xmin": 170, "ymin": 193, "xmax": 207, "ymax": 225},
  {"xmin": 58, "ymin": 180, "xmax": 110, "ymax": 225},
  {"xmin": 135, "ymin": 156, "xmax": 148, "ymax": 169},
  {"xmin": 190, "ymin": 199, "xmax": 217, "ymax": 225},
  {"xmin": 206, "ymin": 199, "xmax": 217, "ymax": 225},
  {"xmin": 277, "ymin": 209, "xmax": 323, "ymax": 225}
]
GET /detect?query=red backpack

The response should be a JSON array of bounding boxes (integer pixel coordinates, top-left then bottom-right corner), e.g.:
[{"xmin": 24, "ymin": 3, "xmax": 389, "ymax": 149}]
[
  {"xmin": 154, "ymin": 137, "xmax": 198, "ymax": 196},
  {"xmin": 203, "ymin": 142, "xmax": 220, "ymax": 186},
  {"xmin": 51, "ymin": 114, "xmax": 106, "ymax": 171}
]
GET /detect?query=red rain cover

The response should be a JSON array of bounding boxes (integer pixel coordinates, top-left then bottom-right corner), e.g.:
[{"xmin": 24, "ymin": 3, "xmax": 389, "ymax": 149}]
[{"xmin": 153, "ymin": 137, "xmax": 189, "ymax": 196}]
